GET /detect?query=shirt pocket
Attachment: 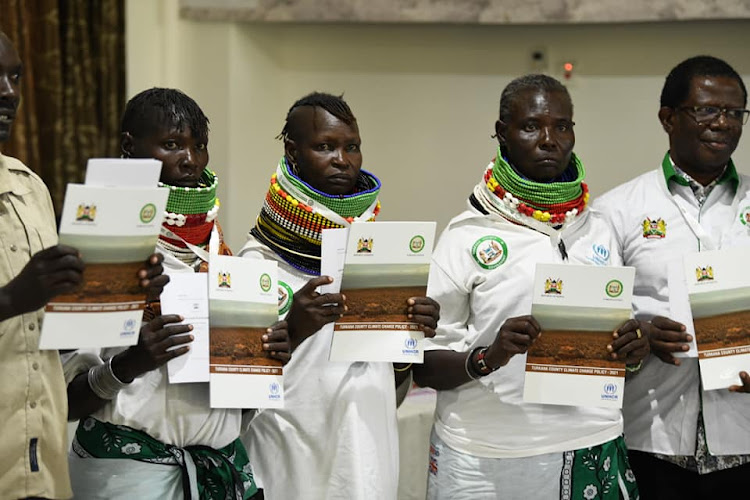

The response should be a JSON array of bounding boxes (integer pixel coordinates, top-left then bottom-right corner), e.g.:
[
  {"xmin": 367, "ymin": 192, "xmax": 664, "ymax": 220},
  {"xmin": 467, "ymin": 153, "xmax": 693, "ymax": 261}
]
[{"xmin": 32, "ymin": 226, "xmax": 57, "ymax": 254}]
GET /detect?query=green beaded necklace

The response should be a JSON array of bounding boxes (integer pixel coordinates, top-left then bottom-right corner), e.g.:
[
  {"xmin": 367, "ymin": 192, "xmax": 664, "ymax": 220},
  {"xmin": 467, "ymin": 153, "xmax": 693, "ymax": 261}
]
[
  {"xmin": 492, "ymin": 146, "xmax": 585, "ymax": 208},
  {"xmin": 159, "ymin": 168, "xmax": 218, "ymax": 215},
  {"xmin": 281, "ymin": 158, "xmax": 380, "ymax": 219}
]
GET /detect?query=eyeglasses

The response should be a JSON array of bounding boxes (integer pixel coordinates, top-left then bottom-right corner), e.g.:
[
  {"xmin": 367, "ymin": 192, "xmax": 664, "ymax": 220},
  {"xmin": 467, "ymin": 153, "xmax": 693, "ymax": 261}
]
[{"xmin": 678, "ymin": 106, "xmax": 750, "ymax": 125}]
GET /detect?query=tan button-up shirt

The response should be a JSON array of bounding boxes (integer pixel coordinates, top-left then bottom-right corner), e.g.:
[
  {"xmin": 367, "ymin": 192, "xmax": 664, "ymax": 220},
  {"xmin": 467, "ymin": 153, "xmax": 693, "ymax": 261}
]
[{"xmin": 0, "ymin": 153, "xmax": 72, "ymax": 499}]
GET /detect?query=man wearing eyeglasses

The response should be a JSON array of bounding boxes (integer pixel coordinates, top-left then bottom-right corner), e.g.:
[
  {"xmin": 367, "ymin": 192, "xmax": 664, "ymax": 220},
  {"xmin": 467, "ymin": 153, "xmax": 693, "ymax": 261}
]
[{"xmin": 594, "ymin": 55, "xmax": 750, "ymax": 499}]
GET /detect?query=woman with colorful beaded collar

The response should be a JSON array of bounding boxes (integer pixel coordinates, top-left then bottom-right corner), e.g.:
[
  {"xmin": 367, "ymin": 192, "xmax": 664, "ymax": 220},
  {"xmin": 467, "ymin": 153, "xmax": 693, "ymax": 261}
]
[
  {"xmin": 238, "ymin": 92, "xmax": 440, "ymax": 500},
  {"xmin": 412, "ymin": 74, "xmax": 649, "ymax": 499},
  {"xmin": 64, "ymin": 88, "xmax": 289, "ymax": 499}
]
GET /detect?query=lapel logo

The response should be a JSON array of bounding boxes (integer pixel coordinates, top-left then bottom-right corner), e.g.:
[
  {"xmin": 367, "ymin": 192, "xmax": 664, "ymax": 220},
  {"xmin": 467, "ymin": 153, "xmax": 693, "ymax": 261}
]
[
  {"xmin": 471, "ymin": 235, "xmax": 508, "ymax": 269},
  {"xmin": 589, "ymin": 243, "xmax": 610, "ymax": 265},
  {"xmin": 278, "ymin": 281, "xmax": 294, "ymax": 315},
  {"xmin": 740, "ymin": 206, "xmax": 750, "ymax": 226},
  {"xmin": 642, "ymin": 218, "xmax": 667, "ymax": 239}
]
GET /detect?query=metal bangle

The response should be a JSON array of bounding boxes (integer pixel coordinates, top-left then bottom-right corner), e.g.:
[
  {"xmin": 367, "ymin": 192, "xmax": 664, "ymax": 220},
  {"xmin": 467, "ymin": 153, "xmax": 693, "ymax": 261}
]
[
  {"xmin": 87, "ymin": 357, "xmax": 130, "ymax": 400},
  {"xmin": 394, "ymin": 363, "xmax": 413, "ymax": 372},
  {"xmin": 107, "ymin": 356, "xmax": 129, "ymax": 385}
]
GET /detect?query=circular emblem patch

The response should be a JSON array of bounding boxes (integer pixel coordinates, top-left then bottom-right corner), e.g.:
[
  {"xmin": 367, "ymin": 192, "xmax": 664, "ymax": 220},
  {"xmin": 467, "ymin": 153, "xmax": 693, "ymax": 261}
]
[
  {"xmin": 259, "ymin": 273, "xmax": 272, "ymax": 292},
  {"xmin": 278, "ymin": 281, "xmax": 294, "ymax": 316},
  {"xmin": 139, "ymin": 203, "xmax": 157, "ymax": 223},
  {"xmin": 740, "ymin": 205, "xmax": 750, "ymax": 226},
  {"xmin": 471, "ymin": 236, "xmax": 508, "ymax": 269},
  {"xmin": 409, "ymin": 235, "xmax": 425, "ymax": 253},
  {"xmin": 605, "ymin": 279, "xmax": 623, "ymax": 298}
]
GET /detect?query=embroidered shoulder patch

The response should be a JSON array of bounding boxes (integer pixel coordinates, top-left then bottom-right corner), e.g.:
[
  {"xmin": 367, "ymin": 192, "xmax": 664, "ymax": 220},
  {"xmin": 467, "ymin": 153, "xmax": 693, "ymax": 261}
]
[
  {"xmin": 471, "ymin": 235, "xmax": 508, "ymax": 269},
  {"xmin": 642, "ymin": 218, "xmax": 667, "ymax": 239},
  {"xmin": 740, "ymin": 206, "xmax": 750, "ymax": 226},
  {"xmin": 278, "ymin": 281, "xmax": 294, "ymax": 315}
]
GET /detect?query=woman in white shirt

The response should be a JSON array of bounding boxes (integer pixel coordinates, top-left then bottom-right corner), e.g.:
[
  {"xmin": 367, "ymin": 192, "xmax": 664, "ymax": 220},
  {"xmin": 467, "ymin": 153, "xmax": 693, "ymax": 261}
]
[
  {"xmin": 65, "ymin": 88, "xmax": 289, "ymax": 500},
  {"xmin": 413, "ymin": 74, "xmax": 649, "ymax": 500},
  {"xmin": 239, "ymin": 91, "xmax": 440, "ymax": 500}
]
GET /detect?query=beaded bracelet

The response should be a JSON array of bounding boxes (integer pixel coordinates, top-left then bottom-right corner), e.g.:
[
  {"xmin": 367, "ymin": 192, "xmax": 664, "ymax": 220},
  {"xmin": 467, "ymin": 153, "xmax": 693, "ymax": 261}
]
[
  {"xmin": 625, "ymin": 360, "xmax": 643, "ymax": 373},
  {"xmin": 474, "ymin": 347, "xmax": 494, "ymax": 375},
  {"xmin": 87, "ymin": 356, "xmax": 130, "ymax": 400},
  {"xmin": 464, "ymin": 346, "xmax": 485, "ymax": 380}
]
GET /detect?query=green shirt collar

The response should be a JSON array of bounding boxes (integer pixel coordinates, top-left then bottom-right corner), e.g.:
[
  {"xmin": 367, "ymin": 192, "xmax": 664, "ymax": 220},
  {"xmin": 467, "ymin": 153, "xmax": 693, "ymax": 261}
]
[{"xmin": 661, "ymin": 151, "xmax": 739, "ymax": 187}]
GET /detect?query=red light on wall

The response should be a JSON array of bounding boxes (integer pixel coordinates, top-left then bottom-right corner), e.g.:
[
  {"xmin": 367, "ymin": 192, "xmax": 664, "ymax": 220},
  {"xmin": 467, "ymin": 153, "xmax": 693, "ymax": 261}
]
[{"xmin": 563, "ymin": 62, "xmax": 574, "ymax": 80}]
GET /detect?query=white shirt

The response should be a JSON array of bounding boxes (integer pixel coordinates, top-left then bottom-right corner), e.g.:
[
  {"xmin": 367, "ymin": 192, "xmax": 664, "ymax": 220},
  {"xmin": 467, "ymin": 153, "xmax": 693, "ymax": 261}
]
[
  {"xmin": 238, "ymin": 236, "xmax": 400, "ymax": 500},
  {"xmin": 63, "ymin": 250, "xmax": 241, "ymax": 449},
  {"xmin": 593, "ymin": 157, "xmax": 750, "ymax": 456},
  {"xmin": 424, "ymin": 205, "xmax": 624, "ymax": 459}
]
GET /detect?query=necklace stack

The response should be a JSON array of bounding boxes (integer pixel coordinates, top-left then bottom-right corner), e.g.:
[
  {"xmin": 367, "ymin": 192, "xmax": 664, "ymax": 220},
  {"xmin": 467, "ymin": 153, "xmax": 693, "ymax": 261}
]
[
  {"xmin": 158, "ymin": 168, "xmax": 220, "ymax": 267},
  {"xmin": 473, "ymin": 148, "xmax": 589, "ymax": 229},
  {"xmin": 251, "ymin": 157, "xmax": 381, "ymax": 275}
]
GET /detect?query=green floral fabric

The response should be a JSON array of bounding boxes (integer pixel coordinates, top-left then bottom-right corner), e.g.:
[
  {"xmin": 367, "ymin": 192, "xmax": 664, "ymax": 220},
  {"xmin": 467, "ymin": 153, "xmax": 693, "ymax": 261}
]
[
  {"xmin": 563, "ymin": 436, "xmax": 639, "ymax": 500},
  {"xmin": 74, "ymin": 417, "xmax": 257, "ymax": 499}
]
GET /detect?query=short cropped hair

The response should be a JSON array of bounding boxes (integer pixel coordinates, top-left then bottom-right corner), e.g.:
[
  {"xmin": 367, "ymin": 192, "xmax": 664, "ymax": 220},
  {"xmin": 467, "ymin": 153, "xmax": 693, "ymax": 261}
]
[
  {"xmin": 278, "ymin": 92, "xmax": 356, "ymax": 142},
  {"xmin": 499, "ymin": 74, "xmax": 571, "ymax": 122},
  {"xmin": 121, "ymin": 87, "xmax": 209, "ymax": 139},
  {"xmin": 660, "ymin": 55, "xmax": 747, "ymax": 108}
]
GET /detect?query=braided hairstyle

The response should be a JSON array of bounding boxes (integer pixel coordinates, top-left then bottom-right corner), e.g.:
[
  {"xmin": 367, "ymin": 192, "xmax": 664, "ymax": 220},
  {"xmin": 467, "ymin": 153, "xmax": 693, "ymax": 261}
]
[
  {"xmin": 121, "ymin": 87, "xmax": 209, "ymax": 140},
  {"xmin": 277, "ymin": 91, "xmax": 357, "ymax": 142}
]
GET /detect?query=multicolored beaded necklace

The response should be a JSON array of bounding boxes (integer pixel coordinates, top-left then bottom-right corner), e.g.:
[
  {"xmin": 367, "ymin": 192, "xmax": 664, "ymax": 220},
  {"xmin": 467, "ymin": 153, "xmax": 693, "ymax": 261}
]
[
  {"xmin": 251, "ymin": 157, "xmax": 381, "ymax": 275},
  {"xmin": 158, "ymin": 168, "xmax": 221, "ymax": 267},
  {"xmin": 471, "ymin": 147, "xmax": 589, "ymax": 230}
]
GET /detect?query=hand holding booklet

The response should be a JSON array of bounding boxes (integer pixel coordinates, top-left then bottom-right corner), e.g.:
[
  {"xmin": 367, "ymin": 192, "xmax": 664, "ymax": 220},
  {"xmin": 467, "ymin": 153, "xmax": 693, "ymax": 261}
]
[
  {"xmin": 523, "ymin": 263, "xmax": 635, "ymax": 408},
  {"xmin": 324, "ymin": 221, "xmax": 436, "ymax": 363},
  {"xmin": 209, "ymin": 255, "xmax": 283, "ymax": 409},
  {"xmin": 39, "ymin": 159, "xmax": 168, "ymax": 349},
  {"xmin": 682, "ymin": 247, "xmax": 750, "ymax": 391},
  {"xmin": 160, "ymin": 273, "xmax": 211, "ymax": 384}
]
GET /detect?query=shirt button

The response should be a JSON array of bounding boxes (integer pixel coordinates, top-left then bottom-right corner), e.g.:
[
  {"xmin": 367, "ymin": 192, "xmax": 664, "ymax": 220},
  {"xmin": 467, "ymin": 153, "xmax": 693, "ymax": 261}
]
[
  {"xmin": 28, "ymin": 323, "xmax": 35, "ymax": 331},
  {"xmin": 32, "ymin": 362, "xmax": 39, "ymax": 371},
  {"xmin": 29, "ymin": 401, "xmax": 37, "ymax": 409},
  {"xmin": 9, "ymin": 244, "xmax": 17, "ymax": 252}
]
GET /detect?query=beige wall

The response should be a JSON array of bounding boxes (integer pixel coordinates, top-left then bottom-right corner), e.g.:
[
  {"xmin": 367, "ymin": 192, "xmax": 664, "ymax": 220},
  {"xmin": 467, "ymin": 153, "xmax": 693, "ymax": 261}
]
[{"xmin": 127, "ymin": 0, "xmax": 750, "ymax": 251}]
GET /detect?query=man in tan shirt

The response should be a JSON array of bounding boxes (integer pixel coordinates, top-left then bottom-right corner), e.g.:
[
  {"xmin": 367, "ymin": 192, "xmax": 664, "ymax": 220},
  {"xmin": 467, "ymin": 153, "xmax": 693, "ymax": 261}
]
[
  {"xmin": 0, "ymin": 30, "xmax": 83, "ymax": 499},
  {"xmin": 0, "ymin": 30, "xmax": 170, "ymax": 499}
]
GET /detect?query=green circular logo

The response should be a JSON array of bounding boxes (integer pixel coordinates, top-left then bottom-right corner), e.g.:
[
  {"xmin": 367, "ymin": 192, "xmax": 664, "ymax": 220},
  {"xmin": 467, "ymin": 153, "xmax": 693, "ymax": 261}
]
[
  {"xmin": 740, "ymin": 205, "xmax": 750, "ymax": 226},
  {"xmin": 259, "ymin": 273, "xmax": 272, "ymax": 292},
  {"xmin": 605, "ymin": 279, "xmax": 624, "ymax": 298},
  {"xmin": 471, "ymin": 236, "xmax": 508, "ymax": 269},
  {"xmin": 278, "ymin": 281, "xmax": 294, "ymax": 316},
  {"xmin": 409, "ymin": 235, "xmax": 425, "ymax": 253},
  {"xmin": 139, "ymin": 203, "xmax": 157, "ymax": 223}
]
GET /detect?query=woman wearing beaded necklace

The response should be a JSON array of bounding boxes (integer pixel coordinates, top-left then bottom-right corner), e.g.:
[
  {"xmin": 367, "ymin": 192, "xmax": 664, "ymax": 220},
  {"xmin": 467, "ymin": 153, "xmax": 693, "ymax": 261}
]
[
  {"xmin": 64, "ymin": 88, "xmax": 289, "ymax": 499},
  {"xmin": 412, "ymin": 75, "xmax": 649, "ymax": 499},
  {"xmin": 238, "ymin": 92, "xmax": 440, "ymax": 500}
]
